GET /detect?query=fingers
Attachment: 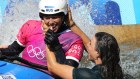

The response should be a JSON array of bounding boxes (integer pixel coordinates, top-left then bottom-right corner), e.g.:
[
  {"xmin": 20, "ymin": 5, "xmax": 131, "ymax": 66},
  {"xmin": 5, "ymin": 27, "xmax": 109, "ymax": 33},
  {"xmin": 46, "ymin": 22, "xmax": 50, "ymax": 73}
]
[
  {"xmin": 0, "ymin": 45, "xmax": 8, "ymax": 48},
  {"xmin": 42, "ymin": 20, "xmax": 49, "ymax": 34},
  {"xmin": 44, "ymin": 29, "xmax": 56, "ymax": 44},
  {"xmin": 67, "ymin": 7, "xmax": 72, "ymax": 21},
  {"xmin": 67, "ymin": 6, "xmax": 71, "ymax": 17},
  {"xmin": 66, "ymin": 6, "xmax": 76, "ymax": 28}
]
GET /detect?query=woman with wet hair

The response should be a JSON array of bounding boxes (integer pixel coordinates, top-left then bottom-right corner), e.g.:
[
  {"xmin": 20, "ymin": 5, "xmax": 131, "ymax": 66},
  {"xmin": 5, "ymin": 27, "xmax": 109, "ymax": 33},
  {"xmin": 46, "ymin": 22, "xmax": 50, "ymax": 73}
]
[
  {"xmin": 94, "ymin": 32, "xmax": 123, "ymax": 79},
  {"xmin": 46, "ymin": 31, "xmax": 124, "ymax": 79}
]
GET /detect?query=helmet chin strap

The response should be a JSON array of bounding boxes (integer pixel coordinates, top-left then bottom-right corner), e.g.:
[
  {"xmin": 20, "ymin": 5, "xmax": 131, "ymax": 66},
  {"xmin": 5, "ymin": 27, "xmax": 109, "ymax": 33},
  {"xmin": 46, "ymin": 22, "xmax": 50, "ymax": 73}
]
[{"xmin": 57, "ymin": 23, "xmax": 68, "ymax": 33}]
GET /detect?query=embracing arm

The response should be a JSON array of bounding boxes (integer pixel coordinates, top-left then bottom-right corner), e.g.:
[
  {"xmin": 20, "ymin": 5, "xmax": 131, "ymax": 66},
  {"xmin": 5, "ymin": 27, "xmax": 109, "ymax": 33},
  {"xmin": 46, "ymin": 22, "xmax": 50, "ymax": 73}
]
[
  {"xmin": 46, "ymin": 46, "xmax": 74, "ymax": 79},
  {"xmin": 46, "ymin": 41, "xmax": 79, "ymax": 67}
]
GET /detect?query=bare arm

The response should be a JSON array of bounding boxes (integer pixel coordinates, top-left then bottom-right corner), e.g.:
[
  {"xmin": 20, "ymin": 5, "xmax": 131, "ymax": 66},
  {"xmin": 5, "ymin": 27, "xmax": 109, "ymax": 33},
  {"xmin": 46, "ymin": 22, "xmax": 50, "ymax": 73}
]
[
  {"xmin": 71, "ymin": 26, "xmax": 90, "ymax": 50},
  {"xmin": 66, "ymin": 7, "xmax": 90, "ymax": 50},
  {"xmin": 46, "ymin": 46, "xmax": 74, "ymax": 79}
]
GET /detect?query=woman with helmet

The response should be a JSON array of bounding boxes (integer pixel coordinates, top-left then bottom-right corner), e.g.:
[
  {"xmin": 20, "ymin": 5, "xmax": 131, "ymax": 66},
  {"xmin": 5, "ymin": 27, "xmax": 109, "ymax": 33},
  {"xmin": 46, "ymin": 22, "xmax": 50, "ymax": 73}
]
[{"xmin": 0, "ymin": 0, "xmax": 84, "ymax": 74}]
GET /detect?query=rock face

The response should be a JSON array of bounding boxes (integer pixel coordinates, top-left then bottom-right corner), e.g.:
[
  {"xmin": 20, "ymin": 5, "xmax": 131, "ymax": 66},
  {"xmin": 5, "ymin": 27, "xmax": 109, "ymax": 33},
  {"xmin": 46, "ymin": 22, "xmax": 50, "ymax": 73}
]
[{"xmin": 95, "ymin": 25, "xmax": 140, "ymax": 48}]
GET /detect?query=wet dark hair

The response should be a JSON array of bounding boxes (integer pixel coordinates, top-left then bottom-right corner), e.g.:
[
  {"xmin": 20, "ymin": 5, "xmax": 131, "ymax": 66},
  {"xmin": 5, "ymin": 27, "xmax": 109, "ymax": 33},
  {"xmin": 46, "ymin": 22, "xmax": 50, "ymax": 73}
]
[{"xmin": 95, "ymin": 32, "xmax": 123, "ymax": 79}]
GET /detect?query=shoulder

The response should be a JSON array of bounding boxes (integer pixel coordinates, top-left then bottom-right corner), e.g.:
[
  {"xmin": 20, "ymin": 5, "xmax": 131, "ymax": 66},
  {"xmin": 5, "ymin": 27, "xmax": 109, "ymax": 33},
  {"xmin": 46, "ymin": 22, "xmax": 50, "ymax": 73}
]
[
  {"xmin": 26, "ymin": 20, "xmax": 41, "ymax": 24},
  {"xmin": 59, "ymin": 29, "xmax": 81, "ymax": 39},
  {"xmin": 19, "ymin": 20, "xmax": 41, "ymax": 32},
  {"xmin": 65, "ymin": 29, "xmax": 80, "ymax": 36},
  {"xmin": 73, "ymin": 66, "xmax": 102, "ymax": 79},
  {"xmin": 23, "ymin": 20, "xmax": 41, "ymax": 27},
  {"xmin": 17, "ymin": 20, "xmax": 42, "ymax": 37}
]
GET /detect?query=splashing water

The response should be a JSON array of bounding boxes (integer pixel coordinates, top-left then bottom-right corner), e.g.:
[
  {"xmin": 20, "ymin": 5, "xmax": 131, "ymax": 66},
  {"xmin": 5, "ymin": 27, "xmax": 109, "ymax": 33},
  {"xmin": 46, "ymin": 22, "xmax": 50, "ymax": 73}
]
[
  {"xmin": 0, "ymin": 0, "xmax": 140, "ymax": 78},
  {"xmin": 70, "ymin": 0, "xmax": 95, "ymax": 39},
  {"xmin": 71, "ymin": 1, "xmax": 140, "ymax": 79},
  {"xmin": 0, "ymin": 0, "xmax": 39, "ymax": 44}
]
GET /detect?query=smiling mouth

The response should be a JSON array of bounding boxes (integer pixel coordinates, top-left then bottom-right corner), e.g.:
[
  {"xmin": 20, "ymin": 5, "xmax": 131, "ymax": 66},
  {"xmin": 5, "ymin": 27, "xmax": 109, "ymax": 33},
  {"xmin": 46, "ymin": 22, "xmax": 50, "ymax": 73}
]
[{"xmin": 49, "ymin": 26, "xmax": 58, "ymax": 31}]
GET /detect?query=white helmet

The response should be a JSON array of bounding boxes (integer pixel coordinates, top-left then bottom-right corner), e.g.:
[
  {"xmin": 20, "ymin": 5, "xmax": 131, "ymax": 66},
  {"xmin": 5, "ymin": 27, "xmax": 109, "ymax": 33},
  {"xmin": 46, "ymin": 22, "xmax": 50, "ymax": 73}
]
[{"xmin": 39, "ymin": 0, "xmax": 68, "ymax": 15}]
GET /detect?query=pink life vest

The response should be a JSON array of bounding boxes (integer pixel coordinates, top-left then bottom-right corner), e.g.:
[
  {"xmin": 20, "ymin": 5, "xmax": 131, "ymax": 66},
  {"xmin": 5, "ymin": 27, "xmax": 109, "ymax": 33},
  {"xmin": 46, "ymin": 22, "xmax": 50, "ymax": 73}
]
[{"xmin": 17, "ymin": 20, "xmax": 84, "ymax": 66}]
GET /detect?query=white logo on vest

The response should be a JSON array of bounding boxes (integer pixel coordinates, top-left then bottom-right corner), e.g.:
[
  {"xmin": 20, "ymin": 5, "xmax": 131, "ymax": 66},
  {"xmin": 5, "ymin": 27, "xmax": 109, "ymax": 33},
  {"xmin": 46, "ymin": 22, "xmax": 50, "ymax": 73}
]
[{"xmin": 27, "ymin": 45, "xmax": 45, "ymax": 60}]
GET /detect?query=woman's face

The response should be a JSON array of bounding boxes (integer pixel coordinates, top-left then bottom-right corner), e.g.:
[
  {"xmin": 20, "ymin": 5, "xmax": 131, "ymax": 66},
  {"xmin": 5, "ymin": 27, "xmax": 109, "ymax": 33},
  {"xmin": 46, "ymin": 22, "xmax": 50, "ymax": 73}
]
[
  {"xmin": 42, "ymin": 14, "xmax": 64, "ymax": 33},
  {"xmin": 87, "ymin": 35, "xmax": 99, "ymax": 61}
]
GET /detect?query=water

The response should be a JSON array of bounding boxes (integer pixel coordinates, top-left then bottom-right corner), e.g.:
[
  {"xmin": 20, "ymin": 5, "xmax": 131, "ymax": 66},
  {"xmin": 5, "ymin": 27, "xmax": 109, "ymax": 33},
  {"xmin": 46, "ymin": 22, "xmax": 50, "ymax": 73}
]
[
  {"xmin": 0, "ymin": 0, "xmax": 39, "ymax": 44},
  {"xmin": 0, "ymin": 0, "xmax": 140, "ymax": 78},
  {"xmin": 69, "ymin": 1, "xmax": 140, "ymax": 78}
]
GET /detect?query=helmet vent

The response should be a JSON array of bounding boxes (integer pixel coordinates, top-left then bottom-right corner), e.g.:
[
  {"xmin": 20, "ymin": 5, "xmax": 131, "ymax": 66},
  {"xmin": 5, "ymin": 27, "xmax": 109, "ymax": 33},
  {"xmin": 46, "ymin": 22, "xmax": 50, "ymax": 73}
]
[
  {"xmin": 41, "ymin": 9, "xmax": 45, "ymax": 12},
  {"xmin": 55, "ymin": 9, "xmax": 60, "ymax": 12}
]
